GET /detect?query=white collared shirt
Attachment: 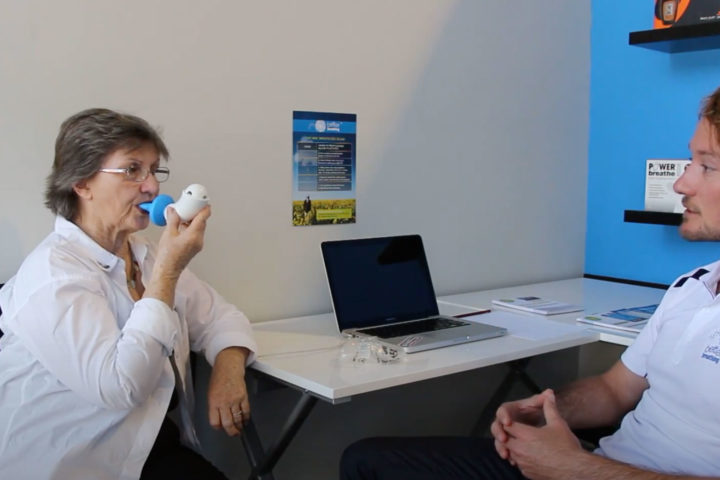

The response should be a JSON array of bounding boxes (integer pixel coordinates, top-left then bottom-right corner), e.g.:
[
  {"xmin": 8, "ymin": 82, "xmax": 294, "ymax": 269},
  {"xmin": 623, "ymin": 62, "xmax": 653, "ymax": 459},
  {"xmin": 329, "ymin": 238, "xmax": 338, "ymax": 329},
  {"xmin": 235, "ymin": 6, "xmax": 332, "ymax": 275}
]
[
  {"xmin": 0, "ymin": 217, "xmax": 256, "ymax": 479},
  {"xmin": 597, "ymin": 261, "xmax": 720, "ymax": 475}
]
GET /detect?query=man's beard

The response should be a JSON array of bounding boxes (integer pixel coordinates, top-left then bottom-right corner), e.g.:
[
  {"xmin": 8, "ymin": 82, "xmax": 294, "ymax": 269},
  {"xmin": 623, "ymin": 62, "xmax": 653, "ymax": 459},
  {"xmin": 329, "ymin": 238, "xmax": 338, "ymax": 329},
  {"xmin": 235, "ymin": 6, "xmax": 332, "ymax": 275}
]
[{"xmin": 679, "ymin": 218, "xmax": 720, "ymax": 241}]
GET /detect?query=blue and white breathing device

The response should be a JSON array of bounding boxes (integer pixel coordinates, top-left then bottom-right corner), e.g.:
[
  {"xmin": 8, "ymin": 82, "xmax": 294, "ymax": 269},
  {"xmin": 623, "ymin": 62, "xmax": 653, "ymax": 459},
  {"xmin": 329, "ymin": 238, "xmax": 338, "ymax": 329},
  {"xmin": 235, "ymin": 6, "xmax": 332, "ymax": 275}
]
[{"xmin": 139, "ymin": 184, "xmax": 209, "ymax": 226}]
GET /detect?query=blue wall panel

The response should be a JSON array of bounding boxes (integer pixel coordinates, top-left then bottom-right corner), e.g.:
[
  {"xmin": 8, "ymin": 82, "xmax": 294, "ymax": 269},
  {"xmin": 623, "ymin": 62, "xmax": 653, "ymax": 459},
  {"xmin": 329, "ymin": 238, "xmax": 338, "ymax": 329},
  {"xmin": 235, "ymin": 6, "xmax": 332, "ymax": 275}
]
[{"xmin": 587, "ymin": 1, "xmax": 720, "ymax": 285}]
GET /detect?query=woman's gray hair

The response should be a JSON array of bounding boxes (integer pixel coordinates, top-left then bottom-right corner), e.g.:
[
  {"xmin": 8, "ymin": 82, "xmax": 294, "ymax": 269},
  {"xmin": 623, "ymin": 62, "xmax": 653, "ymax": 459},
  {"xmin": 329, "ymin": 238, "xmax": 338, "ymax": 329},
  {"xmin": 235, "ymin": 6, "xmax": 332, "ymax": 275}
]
[{"xmin": 44, "ymin": 108, "xmax": 169, "ymax": 220}]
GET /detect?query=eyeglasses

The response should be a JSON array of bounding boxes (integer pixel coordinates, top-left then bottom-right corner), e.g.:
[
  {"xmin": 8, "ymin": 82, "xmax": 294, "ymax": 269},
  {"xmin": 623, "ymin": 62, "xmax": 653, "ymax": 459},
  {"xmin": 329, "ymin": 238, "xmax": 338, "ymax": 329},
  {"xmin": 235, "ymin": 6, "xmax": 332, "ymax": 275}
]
[{"xmin": 98, "ymin": 164, "xmax": 170, "ymax": 183}]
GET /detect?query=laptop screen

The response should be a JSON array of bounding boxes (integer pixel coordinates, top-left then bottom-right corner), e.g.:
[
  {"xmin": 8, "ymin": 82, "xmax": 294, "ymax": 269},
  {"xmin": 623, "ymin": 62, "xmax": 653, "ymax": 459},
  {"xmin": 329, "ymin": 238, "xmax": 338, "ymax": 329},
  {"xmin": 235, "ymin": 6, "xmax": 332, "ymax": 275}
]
[{"xmin": 321, "ymin": 235, "xmax": 440, "ymax": 330}]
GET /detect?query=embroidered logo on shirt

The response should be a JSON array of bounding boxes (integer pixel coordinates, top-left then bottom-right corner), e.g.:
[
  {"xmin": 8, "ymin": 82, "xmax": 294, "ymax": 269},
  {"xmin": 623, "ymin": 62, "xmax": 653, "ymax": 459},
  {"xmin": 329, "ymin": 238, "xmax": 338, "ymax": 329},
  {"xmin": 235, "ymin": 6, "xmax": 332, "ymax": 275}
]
[{"xmin": 701, "ymin": 329, "xmax": 720, "ymax": 364}]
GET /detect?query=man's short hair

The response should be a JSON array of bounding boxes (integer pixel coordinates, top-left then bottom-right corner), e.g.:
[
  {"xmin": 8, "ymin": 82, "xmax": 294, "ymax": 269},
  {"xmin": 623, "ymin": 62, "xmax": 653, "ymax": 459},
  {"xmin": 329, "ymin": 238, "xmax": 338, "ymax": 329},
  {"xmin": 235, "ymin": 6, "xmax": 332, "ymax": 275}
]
[
  {"xmin": 45, "ymin": 108, "xmax": 169, "ymax": 220},
  {"xmin": 700, "ymin": 86, "xmax": 720, "ymax": 146}
]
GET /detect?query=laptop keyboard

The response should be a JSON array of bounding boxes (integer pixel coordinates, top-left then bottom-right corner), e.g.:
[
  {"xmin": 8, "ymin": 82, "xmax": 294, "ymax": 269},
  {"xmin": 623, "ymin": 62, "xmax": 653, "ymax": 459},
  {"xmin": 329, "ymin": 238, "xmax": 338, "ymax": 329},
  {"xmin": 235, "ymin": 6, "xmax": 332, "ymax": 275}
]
[{"xmin": 358, "ymin": 317, "xmax": 469, "ymax": 339}]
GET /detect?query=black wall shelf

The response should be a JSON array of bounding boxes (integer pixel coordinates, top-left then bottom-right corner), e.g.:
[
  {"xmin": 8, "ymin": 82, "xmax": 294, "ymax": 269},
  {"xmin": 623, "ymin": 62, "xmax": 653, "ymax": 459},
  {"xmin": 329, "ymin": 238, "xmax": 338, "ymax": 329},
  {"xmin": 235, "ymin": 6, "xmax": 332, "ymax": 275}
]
[
  {"xmin": 629, "ymin": 23, "xmax": 720, "ymax": 52},
  {"xmin": 624, "ymin": 210, "xmax": 682, "ymax": 226}
]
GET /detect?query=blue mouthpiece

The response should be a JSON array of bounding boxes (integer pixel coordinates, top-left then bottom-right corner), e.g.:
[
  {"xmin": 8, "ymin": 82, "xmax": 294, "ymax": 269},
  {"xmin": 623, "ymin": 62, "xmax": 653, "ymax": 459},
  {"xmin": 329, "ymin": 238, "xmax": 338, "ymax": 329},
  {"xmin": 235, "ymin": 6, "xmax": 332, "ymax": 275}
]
[{"xmin": 139, "ymin": 194, "xmax": 174, "ymax": 226}]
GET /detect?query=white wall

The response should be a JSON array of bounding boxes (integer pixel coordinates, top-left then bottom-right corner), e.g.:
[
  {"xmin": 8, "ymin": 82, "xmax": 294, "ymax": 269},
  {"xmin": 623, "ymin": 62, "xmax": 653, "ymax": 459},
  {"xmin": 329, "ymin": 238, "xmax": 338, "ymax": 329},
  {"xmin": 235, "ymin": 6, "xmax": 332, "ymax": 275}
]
[
  {"xmin": 0, "ymin": 1, "xmax": 591, "ymax": 478},
  {"xmin": 1, "ymin": 1, "xmax": 589, "ymax": 321}
]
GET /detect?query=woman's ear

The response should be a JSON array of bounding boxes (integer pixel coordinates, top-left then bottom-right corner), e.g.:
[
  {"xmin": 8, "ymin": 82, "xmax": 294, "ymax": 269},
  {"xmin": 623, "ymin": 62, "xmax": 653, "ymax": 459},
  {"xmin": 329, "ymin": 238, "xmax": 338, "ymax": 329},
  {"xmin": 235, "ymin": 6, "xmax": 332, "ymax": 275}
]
[{"xmin": 73, "ymin": 179, "xmax": 93, "ymax": 200}]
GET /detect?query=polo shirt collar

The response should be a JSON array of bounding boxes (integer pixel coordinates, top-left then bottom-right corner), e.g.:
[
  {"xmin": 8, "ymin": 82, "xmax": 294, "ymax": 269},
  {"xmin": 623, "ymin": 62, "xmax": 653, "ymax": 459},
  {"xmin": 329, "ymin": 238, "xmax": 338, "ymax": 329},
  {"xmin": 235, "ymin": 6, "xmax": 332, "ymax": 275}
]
[{"xmin": 700, "ymin": 260, "xmax": 720, "ymax": 297}]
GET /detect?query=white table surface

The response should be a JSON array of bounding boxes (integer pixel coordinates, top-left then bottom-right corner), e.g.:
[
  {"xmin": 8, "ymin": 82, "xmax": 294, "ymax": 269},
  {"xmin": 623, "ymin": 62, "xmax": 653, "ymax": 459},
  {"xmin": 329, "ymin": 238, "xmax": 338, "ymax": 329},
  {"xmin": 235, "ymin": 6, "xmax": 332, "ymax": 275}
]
[
  {"xmin": 250, "ymin": 278, "xmax": 664, "ymax": 402},
  {"xmin": 439, "ymin": 277, "xmax": 666, "ymax": 346}
]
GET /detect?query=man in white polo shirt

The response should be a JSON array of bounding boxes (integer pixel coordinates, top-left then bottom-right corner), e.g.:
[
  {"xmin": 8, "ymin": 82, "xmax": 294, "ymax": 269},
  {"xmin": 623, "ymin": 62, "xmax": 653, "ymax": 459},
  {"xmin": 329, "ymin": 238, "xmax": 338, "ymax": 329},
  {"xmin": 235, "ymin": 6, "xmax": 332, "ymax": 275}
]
[{"xmin": 341, "ymin": 87, "xmax": 720, "ymax": 479}]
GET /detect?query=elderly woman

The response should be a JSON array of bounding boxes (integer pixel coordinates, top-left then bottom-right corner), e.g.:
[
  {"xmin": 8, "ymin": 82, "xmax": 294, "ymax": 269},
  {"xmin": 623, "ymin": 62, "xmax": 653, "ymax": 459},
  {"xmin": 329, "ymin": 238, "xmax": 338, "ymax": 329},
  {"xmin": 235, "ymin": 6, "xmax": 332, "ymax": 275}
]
[{"xmin": 0, "ymin": 109, "xmax": 256, "ymax": 479}]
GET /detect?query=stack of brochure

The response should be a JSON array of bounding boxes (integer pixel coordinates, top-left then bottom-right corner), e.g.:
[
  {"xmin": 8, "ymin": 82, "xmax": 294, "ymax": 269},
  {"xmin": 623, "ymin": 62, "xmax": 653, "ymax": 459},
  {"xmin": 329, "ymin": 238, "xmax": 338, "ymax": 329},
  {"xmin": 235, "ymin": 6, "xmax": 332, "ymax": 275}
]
[
  {"xmin": 576, "ymin": 304, "xmax": 658, "ymax": 333},
  {"xmin": 491, "ymin": 296, "xmax": 583, "ymax": 315}
]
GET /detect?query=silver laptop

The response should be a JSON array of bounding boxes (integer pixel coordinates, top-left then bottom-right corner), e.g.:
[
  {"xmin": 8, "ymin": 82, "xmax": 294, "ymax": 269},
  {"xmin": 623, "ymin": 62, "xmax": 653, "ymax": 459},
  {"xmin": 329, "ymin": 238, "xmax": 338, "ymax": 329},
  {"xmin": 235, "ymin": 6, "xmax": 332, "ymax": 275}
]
[{"xmin": 321, "ymin": 235, "xmax": 507, "ymax": 353}]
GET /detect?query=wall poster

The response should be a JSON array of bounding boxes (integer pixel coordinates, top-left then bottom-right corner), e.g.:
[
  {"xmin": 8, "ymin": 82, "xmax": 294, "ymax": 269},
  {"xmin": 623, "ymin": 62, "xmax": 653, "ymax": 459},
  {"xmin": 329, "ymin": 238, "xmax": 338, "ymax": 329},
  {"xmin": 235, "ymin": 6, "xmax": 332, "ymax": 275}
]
[{"xmin": 292, "ymin": 111, "xmax": 356, "ymax": 226}]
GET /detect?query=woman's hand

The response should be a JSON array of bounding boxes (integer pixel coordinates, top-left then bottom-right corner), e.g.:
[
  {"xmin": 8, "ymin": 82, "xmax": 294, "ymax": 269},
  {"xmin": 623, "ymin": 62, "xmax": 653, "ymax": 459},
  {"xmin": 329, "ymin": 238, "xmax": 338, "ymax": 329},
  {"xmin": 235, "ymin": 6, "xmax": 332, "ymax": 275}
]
[
  {"xmin": 145, "ymin": 205, "xmax": 211, "ymax": 306},
  {"xmin": 208, "ymin": 347, "xmax": 251, "ymax": 436},
  {"xmin": 156, "ymin": 205, "xmax": 211, "ymax": 277}
]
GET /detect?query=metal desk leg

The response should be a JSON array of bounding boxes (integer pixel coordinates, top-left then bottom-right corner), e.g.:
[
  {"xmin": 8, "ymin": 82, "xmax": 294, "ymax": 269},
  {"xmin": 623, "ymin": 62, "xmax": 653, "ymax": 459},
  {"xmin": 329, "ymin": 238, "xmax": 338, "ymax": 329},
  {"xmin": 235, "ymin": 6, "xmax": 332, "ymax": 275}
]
[
  {"xmin": 470, "ymin": 358, "xmax": 541, "ymax": 437},
  {"xmin": 243, "ymin": 391, "xmax": 318, "ymax": 480},
  {"xmin": 242, "ymin": 419, "xmax": 273, "ymax": 480}
]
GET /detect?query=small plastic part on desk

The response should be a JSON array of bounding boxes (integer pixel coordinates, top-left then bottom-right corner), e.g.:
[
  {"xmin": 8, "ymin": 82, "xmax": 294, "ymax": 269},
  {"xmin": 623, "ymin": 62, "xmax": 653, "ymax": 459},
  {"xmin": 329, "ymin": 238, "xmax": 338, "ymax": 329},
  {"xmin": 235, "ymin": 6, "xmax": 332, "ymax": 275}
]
[
  {"xmin": 491, "ymin": 296, "xmax": 583, "ymax": 315},
  {"xmin": 338, "ymin": 334, "xmax": 404, "ymax": 364}
]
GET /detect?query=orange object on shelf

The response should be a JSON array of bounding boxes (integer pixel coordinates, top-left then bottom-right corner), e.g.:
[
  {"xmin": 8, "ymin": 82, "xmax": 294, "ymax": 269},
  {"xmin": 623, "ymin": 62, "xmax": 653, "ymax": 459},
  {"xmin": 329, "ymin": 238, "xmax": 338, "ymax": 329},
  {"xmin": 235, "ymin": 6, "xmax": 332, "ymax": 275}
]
[
  {"xmin": 654, "ymin": 0, "xmax": 690, "ymax": 28},
  {"xmin": 654, "ymin": 0, "xmax": 720, "ymax": 28}
]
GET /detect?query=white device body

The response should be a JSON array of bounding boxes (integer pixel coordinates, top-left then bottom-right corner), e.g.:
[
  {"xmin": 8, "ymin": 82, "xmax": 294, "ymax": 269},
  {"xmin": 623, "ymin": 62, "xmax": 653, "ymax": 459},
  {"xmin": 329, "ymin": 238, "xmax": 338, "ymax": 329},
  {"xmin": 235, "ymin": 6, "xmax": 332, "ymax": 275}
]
[{"xmin": 166, "ymin": 184, "xmax": 209, "ymax": 222}]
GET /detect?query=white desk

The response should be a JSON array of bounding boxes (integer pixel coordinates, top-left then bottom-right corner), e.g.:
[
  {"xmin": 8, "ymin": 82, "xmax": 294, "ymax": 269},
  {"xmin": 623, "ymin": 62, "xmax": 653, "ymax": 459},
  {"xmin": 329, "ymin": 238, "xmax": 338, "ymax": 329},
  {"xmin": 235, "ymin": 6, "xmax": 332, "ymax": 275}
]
[
  {"xmin": 250, "ymin": 310, "xmax": 595, "ymax": 403},
  {"xmin": 438, "ymin": 277, "xmax": 666, "ymax": 346},
  {"xmin": 242, "ymin": 277, "xmax": 667, "ymax": 479}
]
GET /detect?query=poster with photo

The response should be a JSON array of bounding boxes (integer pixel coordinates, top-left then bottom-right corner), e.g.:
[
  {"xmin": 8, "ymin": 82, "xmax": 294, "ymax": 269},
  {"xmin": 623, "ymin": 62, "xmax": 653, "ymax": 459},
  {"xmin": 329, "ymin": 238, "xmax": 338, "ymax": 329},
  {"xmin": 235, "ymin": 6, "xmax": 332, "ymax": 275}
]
[
  {"xmin": 292, "ymin": 111, "xmax": 356, "ymax": 226},
  {"xmin": 644, "ymin": 159, "xmax": 689, "ymax": 213}
]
